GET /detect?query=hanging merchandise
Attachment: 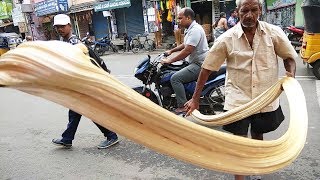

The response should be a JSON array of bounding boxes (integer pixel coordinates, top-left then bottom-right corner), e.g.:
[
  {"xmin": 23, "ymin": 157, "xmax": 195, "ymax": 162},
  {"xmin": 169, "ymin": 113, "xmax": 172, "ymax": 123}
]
[
  {"xmin": 167, "ymin": 11, "xmax": 172, "ymax": 22},
  {"xmin": 171, "ymin": 0, "xmax": 176, "ymax": 25},
  {"xmin": 157, "ymin": 11, "xmax": 162, "ymax": 23},
  {"xmin": 172, "ymin": 0, "xmax": 176, "ymax": 12},
  {"xmin": 147, "ymin": 7, "xmax": 156, "ymax": 21},
  {"xmin": 175, "ymin": 2, "xmax": 180, "ymax": 25},
  {"xmin": 176, "ymin": 3, "xmax": 181, "ymax": 13},
  {"xmin": 169, "ymin": 0, "xmax": 174, "ymax": 10},
  {"xmin": 165, "ymin": 0, "xmax": 173, "ymax": 22},
  {"xmin": 154, "ymin": 1, "xmax": 160, "ymax": 25},
  {"xmin": 157, "ymin": 1, "xmax": 161, "ymax": 11},
  {"xmin": 160, "ymin": 0, "xmax": 164, "ymax": 11}
]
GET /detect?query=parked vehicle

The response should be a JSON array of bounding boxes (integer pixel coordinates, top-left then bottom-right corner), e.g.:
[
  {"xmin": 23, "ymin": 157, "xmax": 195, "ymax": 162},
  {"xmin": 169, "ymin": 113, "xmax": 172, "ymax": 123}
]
[
  {"xmin": 284, "ymin": 25, "xmax": 304, "ymax": 51},
  {"xmin": 81, "ymin": 35, "xmax": 111, "ymax": 73},
  {"xmin": 0, "ymin": 32, "xmax": 21, "ymax": 55},
  {"xmin": 300, "ymin": 0, "xmax": 320, "ymax": 79},
  {"xmin": 285, "ymin": 25, "xmax": 304, "ymax": 42},
  {"xmin": 133, "ymin": 54, "xmax": 226, "ymax": 115},
  {"xmin": 81, "ymin": 33, "xmax": 94, "ymax": 47},
  {"xmin": 130, "ymin": 33, "xmax": 155, "ymax": 53},
  {"xmin": 93, "ymin": 36, "xmax": 118, "ymax": 56}
]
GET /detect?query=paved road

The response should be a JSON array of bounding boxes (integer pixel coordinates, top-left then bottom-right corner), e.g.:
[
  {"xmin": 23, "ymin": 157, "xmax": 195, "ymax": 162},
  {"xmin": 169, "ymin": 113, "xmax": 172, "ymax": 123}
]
[{"xmin": 0, "ymin": 51, "xmax": 319, "ymax": 179}]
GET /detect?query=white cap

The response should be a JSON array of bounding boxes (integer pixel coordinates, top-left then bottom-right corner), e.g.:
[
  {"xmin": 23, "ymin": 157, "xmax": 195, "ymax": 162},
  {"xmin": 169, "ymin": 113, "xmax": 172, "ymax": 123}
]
[{"xmin": 53, "ymin": 14, "xmax": 71, "ymax": 26}]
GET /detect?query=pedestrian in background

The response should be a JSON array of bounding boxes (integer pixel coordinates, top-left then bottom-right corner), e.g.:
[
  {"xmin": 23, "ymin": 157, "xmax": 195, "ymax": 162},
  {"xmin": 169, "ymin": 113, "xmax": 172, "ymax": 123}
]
[
  {"xmin": 213, "ymin": 12, "xmax": 228, "ymax": 40},
  {"xmin": 51, "ymin": 14, "xmax": 119, "ymax": 149},
  {"xmin": 228, "ymin": 9, "xmax": 238, "ymax": 28},
  {"xmin": 23, "ymin": 35, "xmax": 33, "ymax": 42},
  {"xmin": 185, "ymin": 0, "xmax": 296, "ymax": 179}
]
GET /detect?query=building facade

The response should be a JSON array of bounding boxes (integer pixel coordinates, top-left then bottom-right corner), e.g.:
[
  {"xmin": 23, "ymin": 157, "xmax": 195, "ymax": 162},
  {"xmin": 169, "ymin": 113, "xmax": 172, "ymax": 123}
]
[{"xmin": 0, "ymin": 0, "xmax": 306, "ymax": 42}]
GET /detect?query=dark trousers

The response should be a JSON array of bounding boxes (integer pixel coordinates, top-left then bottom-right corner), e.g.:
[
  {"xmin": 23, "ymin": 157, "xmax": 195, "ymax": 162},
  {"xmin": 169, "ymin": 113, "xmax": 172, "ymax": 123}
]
[
  {"xmin": 61, "ymin": 110, "xmax": 117, "ymax": 144},
  {"xmin": 170, "ymin": 63, "xmax": 201, "ymax": 107}
]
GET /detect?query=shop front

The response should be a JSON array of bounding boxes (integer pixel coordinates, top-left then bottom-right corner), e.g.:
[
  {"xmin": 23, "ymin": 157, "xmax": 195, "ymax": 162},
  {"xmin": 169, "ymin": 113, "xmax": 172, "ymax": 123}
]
[
  {"xmin": 114, "ymin": 0, "xmax": 145, "ymax": 38},
  {"xmin": 144, "ymin": 0, "xmax": 222, "ymax": 45},
  {"xmin": 93, "ymin": 0, "xmax": 145, "ymax": 39},
  {"xmin": 191, "ymin": 0, "xmax": 214, "ymax": 42},
  {"xmin": 69, "ymin": 1, "xmax": 94, "ymax": 39}
]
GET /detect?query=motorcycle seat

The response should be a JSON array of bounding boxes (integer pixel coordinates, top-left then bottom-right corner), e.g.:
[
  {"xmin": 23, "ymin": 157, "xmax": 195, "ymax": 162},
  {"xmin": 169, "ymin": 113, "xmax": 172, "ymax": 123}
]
[
  {"xmin": 163, "ymin": 61, "xmax": 189, "ymax": 71},
  {"xmin": 296, "ymin": 26, "xmax": 304, "ymax": 30}
]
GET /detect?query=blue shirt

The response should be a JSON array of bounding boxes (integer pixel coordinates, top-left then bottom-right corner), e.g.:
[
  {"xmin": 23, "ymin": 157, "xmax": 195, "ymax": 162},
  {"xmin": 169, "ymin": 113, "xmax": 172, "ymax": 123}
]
[{"xmin": 228, "ymin": 16, "xmax": 237, "ymax": 28}]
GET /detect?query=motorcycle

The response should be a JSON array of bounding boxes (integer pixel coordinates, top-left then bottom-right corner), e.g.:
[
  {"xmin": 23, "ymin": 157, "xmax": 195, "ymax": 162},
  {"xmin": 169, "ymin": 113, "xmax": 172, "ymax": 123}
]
[
  {"xmin": 81, "ymin": 36, "xmax": 111, "ymax": 73},
  {"xmin": 284, "ymin": 25, "xmax": 304, "ymax": 51},
  {"xmin": 81, "ymin": 36, "xmax": 94, "ymax": 48},
  {"xmin": 93, "ymin": 36, "xmax": 118, "ymax": 56},
  {"xmin": 285, "ymin": 25, "xmax": 304, "ymax": 41},
  {"xmin": 133, "ymin": 54, "xmax": 226, "ymax": 115}
]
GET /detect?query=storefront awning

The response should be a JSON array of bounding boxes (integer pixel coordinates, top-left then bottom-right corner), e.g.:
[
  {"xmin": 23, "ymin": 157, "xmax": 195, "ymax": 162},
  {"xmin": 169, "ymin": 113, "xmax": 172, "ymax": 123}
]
[
  {"xmin": 69, "ymin": 2, "xmax": 94, "ymax": 14},
  {"xmin": 94, "ymin": 0, "xmax": 131, "ymax": 12}
]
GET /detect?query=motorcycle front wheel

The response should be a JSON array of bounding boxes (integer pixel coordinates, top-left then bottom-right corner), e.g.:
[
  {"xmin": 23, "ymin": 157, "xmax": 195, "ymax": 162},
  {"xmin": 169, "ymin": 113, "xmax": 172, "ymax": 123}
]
[{"xmin": 94, "ymin": 44, "xmax": 105, "ymax": 56}]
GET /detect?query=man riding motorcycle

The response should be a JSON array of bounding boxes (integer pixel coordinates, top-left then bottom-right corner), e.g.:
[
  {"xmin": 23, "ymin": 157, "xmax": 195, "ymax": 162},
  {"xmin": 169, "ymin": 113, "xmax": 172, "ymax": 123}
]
[{"xmin": 161, "ymin": 7, "xmax": 209, "ymax": 115}]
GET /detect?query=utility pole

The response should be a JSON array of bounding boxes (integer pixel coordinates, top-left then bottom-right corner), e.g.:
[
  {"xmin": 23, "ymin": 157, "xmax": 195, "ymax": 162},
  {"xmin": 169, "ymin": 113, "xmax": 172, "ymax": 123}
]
[{"xmin": 21, "ymin": 4, "xmax": 33, "ymax": 37}]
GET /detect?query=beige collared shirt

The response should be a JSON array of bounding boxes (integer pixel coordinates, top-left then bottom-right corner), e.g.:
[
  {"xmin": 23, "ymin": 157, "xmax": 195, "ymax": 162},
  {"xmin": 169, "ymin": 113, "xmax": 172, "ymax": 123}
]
[{"xmin": 203, "ymin": 21, "xmax": 297, "ymax": 112}]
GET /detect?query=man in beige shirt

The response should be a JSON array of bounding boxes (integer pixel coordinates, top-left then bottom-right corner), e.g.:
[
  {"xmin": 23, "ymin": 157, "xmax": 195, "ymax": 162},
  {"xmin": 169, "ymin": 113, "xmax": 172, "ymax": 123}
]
[{"xmin": 185, "ymin": 0, "xmax": 296, "ymax": 179}]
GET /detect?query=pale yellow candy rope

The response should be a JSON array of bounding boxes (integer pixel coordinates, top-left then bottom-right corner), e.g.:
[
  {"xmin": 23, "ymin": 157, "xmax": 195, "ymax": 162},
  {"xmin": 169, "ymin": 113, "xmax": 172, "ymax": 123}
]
[
  {"xmin": 191, "ymin": 78, "xmax": 283, "ymax": 126},
  {"xmin": 0, "ymin": 41, "xmax": 308, "ymax": 175}
]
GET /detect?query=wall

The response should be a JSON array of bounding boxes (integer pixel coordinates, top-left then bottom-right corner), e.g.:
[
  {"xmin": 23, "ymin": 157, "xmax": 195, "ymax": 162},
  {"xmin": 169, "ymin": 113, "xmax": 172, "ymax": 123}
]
[
  {"xmin": 28, "ymin": 15, "xmax": 47, "ymax": 40},
  {"xmin": 265, "ymin": 5, "xmax": 295, "ymax": 28},
  {"xmin": 294, "ymin": 0, "xmax": 304, "ymax": 26}
]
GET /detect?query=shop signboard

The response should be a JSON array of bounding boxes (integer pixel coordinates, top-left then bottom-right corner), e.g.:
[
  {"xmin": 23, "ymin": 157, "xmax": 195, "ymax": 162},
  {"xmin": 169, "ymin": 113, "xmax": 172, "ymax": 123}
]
[
  {"xmin": 94, "ymin": 0, "xmax": 131, "ymax": 12},
  {"xmin": 34, "ymin": 0, "xmax": 68, "ymax": 16},
  {"xmin": 0, "ymin": 0, "xmax": 13, "ymax": 20},
  {"xmin": 12, "ymin": 5, "xmax": 25, "ymax": 26},
  {"xmin": 266, "ymin": 0, "xmax": 296, "ymax": 10}
]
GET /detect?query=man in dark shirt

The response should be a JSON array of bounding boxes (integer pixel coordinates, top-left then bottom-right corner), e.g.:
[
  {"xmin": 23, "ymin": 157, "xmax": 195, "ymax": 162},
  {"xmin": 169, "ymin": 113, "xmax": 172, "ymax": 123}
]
[{"xmin": 51, "ymin": 14, "xmax": 119, "ymax": 149}]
